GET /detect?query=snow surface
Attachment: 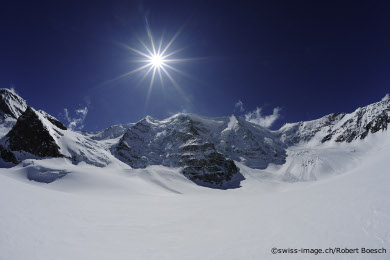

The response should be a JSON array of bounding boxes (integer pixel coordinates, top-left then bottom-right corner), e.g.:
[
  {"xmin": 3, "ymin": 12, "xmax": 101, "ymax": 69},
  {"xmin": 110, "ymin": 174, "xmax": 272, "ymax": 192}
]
[{"xmin": 1, "ymin": 130, "xmax": 389, "ymax": 260}]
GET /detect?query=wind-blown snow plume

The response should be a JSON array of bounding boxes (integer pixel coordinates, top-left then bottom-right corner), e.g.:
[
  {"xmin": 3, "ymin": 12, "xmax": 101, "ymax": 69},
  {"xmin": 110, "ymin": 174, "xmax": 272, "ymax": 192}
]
[
  {"xmin": 245, "ymin": 107, "xmax": 281, "ymax": 128},
  {"xmin": 9, "ymin": 87, "xmax": 17, "ymax": 94},
  {"xmin": 234, "ymin": 100, "xmax": 244, "ymax": 112},
  {"xmin": 63, "ymin": 107, "xmax": 88, "ymax": 130},
  {"xmin": 382, "ymin": 93, "xmax": 390, "ymax": 101}
]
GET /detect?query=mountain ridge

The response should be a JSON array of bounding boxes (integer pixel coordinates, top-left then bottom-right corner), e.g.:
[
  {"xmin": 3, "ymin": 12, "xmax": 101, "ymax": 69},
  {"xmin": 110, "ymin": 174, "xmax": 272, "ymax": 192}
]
[{"xmin": 0, "ymin": 88, "xmax": 389, "ymax": 188}]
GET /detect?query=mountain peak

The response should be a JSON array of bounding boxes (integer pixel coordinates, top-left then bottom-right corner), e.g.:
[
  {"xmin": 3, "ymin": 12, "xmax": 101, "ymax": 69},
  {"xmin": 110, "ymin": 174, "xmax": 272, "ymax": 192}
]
[
  {"xmin": 0, "ymin": 88, "xmax": 27, "ymax": 119},
  {"xmin": 5, "ymin": 106, "xmax": 63, "ymax": 158},
  {"xmin": 382, "ymin": 93, "xmax": 390, "ymax": 102},
  {"xmin": 0, "ymin": 88, "xmax": 18, "ymax": 95}
]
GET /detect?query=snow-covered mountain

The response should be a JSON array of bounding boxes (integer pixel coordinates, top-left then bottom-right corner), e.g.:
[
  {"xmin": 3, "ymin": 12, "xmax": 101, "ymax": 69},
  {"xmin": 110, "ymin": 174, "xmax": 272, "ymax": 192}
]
[
  {"xmin": 278, "ymin": 96, "xmax": 390, "ymax": 146},
  {"xmin": 278, "ymin": 113, "xmax": 346, "ymax": 146},
  {"xmin": 0, "ymin": 89, "xmax": 389, "ymax": 259},
  {"xmin": 1, "ymin": 119, "xmax": 389, "ymax": 260},
  {"xmin": 0, "ymin": 89, "xmax": 28, "ymax": 138},
  {"xmin": 114, "ymin": 114, "xmax": 286, "ymax": 187},
  {"xmin": 0, "ymin": 88, "xmax": 389, "ymax": 188},
  {"xmin": 0, "ymin": 93, "xmax": 116, "ymax": 173},
  {"xmin": 114, "ymin": 114, "xmax": 243, "ymax": 187},
  {"xmin": 82, "ymin": 122, "xmax": 135, "ymax": 141},
  {"xmin": 0, "ymin": 89, "xmax": 27, "ymax": 120}
]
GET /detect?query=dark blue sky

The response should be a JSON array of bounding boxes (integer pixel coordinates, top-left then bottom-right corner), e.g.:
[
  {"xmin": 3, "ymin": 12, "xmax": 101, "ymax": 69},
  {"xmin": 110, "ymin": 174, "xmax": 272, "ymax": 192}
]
[{"xmin": 1, "ymin": 0, "xmax": 389, "ymax": 131}]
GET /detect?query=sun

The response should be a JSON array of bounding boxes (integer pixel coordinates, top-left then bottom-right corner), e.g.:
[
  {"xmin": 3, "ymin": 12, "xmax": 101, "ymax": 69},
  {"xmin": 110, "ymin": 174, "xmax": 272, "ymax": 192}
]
[
  {"xmin": 117, "ymin": 24, "xmax": 188, "ymax": 90},
  {"xmin": 111, "ymin": 23, "xmax": 202, "ymax": 105},
  {"xmin": 150, "ymin": 54, "xmax": 164, "ymax": 68}
]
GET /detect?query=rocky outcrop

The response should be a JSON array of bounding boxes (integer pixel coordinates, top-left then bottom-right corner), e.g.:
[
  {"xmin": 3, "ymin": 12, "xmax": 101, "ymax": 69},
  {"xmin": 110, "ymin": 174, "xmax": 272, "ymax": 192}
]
[
  {"xmin": 181, "ymin": 150, "xmax": 240, "ymax": 187},
  {"xmin": 0, "ymin": 89, "xmax": 27, "ymax": 119},
  {"xmin": 0, "ymin": 145, "xmax": 18, "ymax": 164},
  {"xmin": 0, "ymin": 87, "xmax": 388, "ymax": 188},
  {"xmin": 0, "ymin": 104, "xmax": 112, "ymax": 168},
  {"xmin": 279, "ymin": 96, "xmax": 390, "ymax": 145},
  {"xmin": 5, "ymin": 107, "xmax": 63, "ymax": 158},
  {"xmin": 116, "ymin": 115, "xmax": 244, "ymax": 188},
  {"xmin": 327, "ymin": 101, "xmax": 390, "ymax": 143}
]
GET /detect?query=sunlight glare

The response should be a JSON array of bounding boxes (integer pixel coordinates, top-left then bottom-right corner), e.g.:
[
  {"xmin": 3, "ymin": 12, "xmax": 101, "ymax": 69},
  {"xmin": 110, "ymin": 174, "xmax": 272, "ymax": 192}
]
[
  {"xmin": 150, "ymin": 54, "xmax": 164, "ymax": 68},
  {"xmin": 112, "ymin": 23, "xmax": 201, "ymax": 106}
]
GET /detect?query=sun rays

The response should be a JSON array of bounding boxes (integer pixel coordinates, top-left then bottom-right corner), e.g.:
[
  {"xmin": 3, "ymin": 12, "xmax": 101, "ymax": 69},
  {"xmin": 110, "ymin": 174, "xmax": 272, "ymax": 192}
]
[{"xmin": 111, "ymin": 23, "xmax": 201, "ymax": 105}]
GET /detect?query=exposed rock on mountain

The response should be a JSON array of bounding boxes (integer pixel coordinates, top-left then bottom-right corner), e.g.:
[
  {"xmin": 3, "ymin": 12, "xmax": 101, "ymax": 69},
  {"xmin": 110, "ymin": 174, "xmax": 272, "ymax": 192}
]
[
  {"xmin": 115, "ymin": 115, "xmax": 243, "ymax": 187},
  {"xmin": 181, "ymin": 150, "xmax": 241, "ymax": 187},
  {"xmin": 5, "ymin": 107, "xmax": 63, "ymax": 158},
  {"xmin": 0, "ymin": 89, "xmax": 28, "ymax": 119},
  {"xmin": 278, "ymin": 96, "xmax": 390, "ymax": 145},
  {"xmin": 0, "ymin": 88, "xmax": 389, "ymax": 188},
  {"xmin": 323, "ymin": 98, "xmax": 390, "ymax": 143},
  {"xmin": 0, "ymin": 89, "xmax": 29, "ymax": 139},
  {"xmin": 0, "ymin": 144, "xmax": 18, "ymax": 164},
  {"xmin": 278, "ymin": 113, "xmax": 346, "ymax": 146},
  {"xmin": 115, "ymin": 114, "xmax": 286, "ymax": 187},
  {"xmin": 0, "ymin": 105, "xmax": 113, "ymax": 167}
]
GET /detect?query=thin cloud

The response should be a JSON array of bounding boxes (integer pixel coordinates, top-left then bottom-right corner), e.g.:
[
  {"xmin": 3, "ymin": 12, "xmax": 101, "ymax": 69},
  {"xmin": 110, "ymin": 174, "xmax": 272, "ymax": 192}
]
[
  {"xmin": 235, "ymin": 100, "xmax": 244, "ymax": 112},
  {"xmin": 382, "ymin": 93, "xmax": 390, "ymax": 101},
  {"xmin": 62, "ymin": 106, "xmax": 89, "ymax": 130},
  {"xmin": 244, "ymin": 107, "xmax": 281, "ymax": 128}
]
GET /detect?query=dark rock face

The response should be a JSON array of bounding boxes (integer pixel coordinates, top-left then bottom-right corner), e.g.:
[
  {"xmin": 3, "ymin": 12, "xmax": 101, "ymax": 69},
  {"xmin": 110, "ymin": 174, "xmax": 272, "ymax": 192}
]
[
  {"xmin": 181, "ymin": 151, "xmax": 240, "ymax": 187},
  {"xmin": 6, "ymin": 107, "xmax": 63, "ymax": 158},
  {"xmin": 0, "ymin": 145, "xmax": 18, "ymax": 164},
  {"xmin": 365, "ymin": 111, "xmax": 390, "ymax": 134},
  {"xmin": 320, "ymin": 134, "xmax": 333, "ymax": 143},
  {"xmin": 116, "ymin": 115, "xmax": 243, "ymax": 188}
]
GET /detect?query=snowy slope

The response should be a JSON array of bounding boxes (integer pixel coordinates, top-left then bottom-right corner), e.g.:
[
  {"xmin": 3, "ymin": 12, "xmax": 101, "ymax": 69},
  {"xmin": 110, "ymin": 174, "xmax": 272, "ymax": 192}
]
[
  {"xmin": 0, "ymin": 89, "xmax": 389, "ymax": 259},
  {"xmin": 0, "ymin": 130, "xmax": 389, "ymax": 260},
  {"xmin": 278, "ymin": 95, "xmax": 390, "ymax": 146},
  {"xmin": 1, "ymin": 106, "xmax": 119, "ymax": 171}
]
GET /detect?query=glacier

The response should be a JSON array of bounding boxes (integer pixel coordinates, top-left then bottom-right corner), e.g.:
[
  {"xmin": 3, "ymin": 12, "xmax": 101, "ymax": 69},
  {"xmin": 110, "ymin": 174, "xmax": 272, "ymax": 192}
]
[{"xmin": 0, "ymin": 88, "xmax": 389, "ymax": 259}]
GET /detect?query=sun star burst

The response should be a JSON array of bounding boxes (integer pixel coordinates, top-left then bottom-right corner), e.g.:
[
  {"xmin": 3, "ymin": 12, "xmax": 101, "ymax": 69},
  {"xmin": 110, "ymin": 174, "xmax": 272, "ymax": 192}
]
[
  {"xmin": 113, "ymin": 24, "xmax": 196, "ymax": 106},
  {"xmin": 150, "ymin": 54, "xmax": 164, "ymax": 68}
]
